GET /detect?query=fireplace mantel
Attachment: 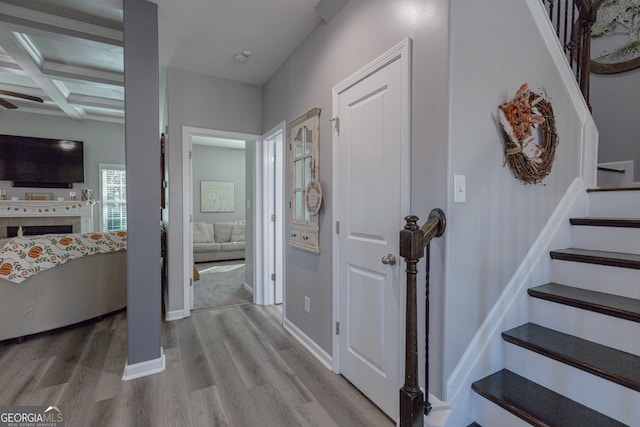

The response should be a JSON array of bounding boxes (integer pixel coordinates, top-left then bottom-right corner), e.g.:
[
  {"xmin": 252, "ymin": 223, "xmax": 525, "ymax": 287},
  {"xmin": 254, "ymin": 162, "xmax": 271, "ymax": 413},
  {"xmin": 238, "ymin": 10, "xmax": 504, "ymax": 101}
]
[{"xmin": 0, "ymin": 201, "xmax": 94, "ymax": 235}]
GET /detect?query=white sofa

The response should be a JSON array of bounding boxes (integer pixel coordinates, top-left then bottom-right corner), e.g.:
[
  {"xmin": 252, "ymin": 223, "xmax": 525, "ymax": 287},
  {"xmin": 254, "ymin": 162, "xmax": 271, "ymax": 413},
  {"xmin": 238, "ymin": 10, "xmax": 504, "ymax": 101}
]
[
  {"xmin": 193, "ymin": 220, "xmax": 245, "ymax": 263},
  {"xmin": 0, "ymin": 237, "xmax": 126, "ymax": 342}
]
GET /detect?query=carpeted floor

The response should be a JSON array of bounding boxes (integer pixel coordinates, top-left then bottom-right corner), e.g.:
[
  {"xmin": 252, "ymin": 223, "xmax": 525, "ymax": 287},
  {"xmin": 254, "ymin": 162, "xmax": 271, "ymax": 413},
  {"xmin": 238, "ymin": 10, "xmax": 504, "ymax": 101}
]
[{"xmin": 193, "ymin": 262, "xmax": 252, "ymax": 310}]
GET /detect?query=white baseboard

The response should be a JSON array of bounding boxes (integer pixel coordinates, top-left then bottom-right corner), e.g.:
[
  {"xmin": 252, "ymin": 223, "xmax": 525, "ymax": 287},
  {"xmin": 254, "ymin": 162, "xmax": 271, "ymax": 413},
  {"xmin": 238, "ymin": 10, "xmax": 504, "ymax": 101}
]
[
  {"xmin": 163, "ymin": 285, "xmax": 185, "ymax": 321},
  {"xmin": 243, "ymin": 282, "xmax": 254, "ymax": 294},
  {"xmin": 424, "ymin": 391, "xmax": 453, "ymax": 427},
  {"xmin": 165, "ymin": 308, "xmax": 185, "ymax": 321},
  {"xmin": 445, "ymin": 178, "xmax": 587, "ymax": 418},
  {"xmin": 122, "ymin": 347, "xmax": 166, "ymax": 380},
  {"xmin": 283, "ymin": 317, "xmax": 333, "ymax": 371}
]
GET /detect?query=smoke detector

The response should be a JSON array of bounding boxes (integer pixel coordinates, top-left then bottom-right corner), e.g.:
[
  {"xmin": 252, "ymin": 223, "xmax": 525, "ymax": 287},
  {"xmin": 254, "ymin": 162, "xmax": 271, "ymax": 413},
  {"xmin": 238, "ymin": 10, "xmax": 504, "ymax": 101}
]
[{"xmin": 234, "ymin": 50, "xmax": 253, "ymax": 63}]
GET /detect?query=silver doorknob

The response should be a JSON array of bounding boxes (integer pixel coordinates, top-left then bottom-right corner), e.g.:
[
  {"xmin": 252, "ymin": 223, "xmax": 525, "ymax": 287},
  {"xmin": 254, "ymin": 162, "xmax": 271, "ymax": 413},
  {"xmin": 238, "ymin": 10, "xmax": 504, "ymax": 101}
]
[{"xmin": 382, "ymin": 254, "xmax": 397, "ymax": 265}]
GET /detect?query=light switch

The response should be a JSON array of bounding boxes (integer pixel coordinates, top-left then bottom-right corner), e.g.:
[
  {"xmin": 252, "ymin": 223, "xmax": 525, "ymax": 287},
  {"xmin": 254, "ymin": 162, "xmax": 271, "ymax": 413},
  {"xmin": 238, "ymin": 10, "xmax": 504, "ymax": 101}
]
[{"xmin": 454, "ymin": 175, "xmax": 466, "ymax": 203}]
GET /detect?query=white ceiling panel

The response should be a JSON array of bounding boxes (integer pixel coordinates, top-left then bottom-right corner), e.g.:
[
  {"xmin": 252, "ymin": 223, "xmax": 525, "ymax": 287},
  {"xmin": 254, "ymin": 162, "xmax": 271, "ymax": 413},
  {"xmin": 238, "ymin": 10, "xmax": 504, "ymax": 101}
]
[
  {"xmin": 0, "ymin": 0, "xmax": 332, "ymax": 121},
  {"xmin": 62, "ymin": 80, "xmax": 124, "ymax": 100},
  {"xmin": 151, "ymin": 0, "xmax": 321, "ymax": 85},
  {"xmin": 25, "ymin": 33, "xmax": 123, "ymax": 73}
]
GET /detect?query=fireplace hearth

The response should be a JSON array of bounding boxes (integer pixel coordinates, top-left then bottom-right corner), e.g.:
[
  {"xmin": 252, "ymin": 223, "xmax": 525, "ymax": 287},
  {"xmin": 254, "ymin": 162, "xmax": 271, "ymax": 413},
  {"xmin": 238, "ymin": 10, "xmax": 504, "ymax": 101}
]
[
  {"xmin": 0, "ymin": 200, "xmax": 93, "ymax": 238},
  {"xmin": 7, "ymin": 225, "xmax": 73, "ymax": 237}
]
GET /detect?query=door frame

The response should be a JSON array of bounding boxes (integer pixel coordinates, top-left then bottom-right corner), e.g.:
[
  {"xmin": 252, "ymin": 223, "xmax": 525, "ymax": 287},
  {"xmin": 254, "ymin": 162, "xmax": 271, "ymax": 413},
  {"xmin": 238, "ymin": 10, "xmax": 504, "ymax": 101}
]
[
  {"xmin": 261, "ymin": 122, "xmax": 286, "ymax": 306},
  {"xmin": 181, "ymin": 126, "xmax": 261, "ymax": 314},
  {"xmin": 331, "ymin": 38, "xmax": 412, "ymax": 373}
]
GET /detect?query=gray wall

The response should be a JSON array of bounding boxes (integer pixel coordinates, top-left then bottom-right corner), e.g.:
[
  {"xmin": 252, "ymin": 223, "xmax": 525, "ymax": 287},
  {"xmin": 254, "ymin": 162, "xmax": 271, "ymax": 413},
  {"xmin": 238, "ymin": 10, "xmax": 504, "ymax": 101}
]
[
  {"xmin": 591, "ymin": 68, "xmax": 640, "ymax": 181},
  {"xmin": 166, "ymin": 68, "xmax": 261, "ymax": 313},
  {"xmin": 264, "ymin": 0, "xmax": 591, "ymax": 397},
  {"xmin": 446, "ymin": 0, "xmax": 586, "ymax": 385},
  {"xmin": 192, "ymin": 145, "xmax": 246, "ymax": 223},
  {"xmin": 0, "ymin": 111, "xmax": 124, "ymax": 231},
  {"xmin": 124, "ymin": 0, "xmax": 161, "ymax": 365},
  {"xmin": 262, "ymin": 0, "xmax": 451, "ymax": 395}
]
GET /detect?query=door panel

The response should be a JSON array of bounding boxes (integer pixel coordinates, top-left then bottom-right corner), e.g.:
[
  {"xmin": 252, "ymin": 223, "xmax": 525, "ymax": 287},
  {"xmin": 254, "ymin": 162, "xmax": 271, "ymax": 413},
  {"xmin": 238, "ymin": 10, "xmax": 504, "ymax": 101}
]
[
  {"xmin": 347, "ymin": 264, "xmax": 387, "ymax": 373},
  {"xmin": 337, "ymin": 56, "xmax": 404, "ymax": 419}
]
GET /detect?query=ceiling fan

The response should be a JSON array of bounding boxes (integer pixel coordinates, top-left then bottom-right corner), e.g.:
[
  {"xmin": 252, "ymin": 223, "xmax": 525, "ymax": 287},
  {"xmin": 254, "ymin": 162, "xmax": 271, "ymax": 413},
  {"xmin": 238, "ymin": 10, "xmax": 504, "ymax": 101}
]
[{"xmin": 0, "ymin": 90, "xmax": 44, "ymax": 109}]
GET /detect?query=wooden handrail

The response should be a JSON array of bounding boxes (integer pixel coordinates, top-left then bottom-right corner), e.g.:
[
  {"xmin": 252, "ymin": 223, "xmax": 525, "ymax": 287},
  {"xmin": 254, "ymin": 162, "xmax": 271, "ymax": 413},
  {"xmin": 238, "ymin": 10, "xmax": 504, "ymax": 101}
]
[
  {"xmin": 399, "ymin": 209, "xmax": 446, "ymax": 427},
  {"xmin": 598, "ymin": 166, "xmax": 626, "ymax": 174},
  {"xmin": 420, "ymin": 210, "xmax": 446, "ymax": 248}
]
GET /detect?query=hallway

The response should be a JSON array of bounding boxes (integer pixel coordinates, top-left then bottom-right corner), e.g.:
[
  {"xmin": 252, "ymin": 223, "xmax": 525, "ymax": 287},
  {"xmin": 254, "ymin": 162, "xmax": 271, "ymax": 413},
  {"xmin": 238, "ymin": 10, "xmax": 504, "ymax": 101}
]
[{"xmin": 0, "ymin": 304, "xmax": 393, "ymax": 426}]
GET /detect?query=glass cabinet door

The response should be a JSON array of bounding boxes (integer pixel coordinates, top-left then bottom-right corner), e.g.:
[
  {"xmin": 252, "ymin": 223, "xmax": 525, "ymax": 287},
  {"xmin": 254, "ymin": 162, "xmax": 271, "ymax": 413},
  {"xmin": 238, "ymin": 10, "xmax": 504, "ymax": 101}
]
[{"xmin": 288, "ymin": 108, "xmax": 320, "ymax": 253}]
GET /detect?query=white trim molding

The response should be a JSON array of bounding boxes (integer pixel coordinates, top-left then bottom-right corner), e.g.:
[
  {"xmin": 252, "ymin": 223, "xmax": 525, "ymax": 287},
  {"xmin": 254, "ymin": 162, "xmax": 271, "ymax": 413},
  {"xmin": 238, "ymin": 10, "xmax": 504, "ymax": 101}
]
[
  {"xmin": 283, "ymin": 317, "xmax": 333, "ymax": 371},
  {"xmin": 122, "ymin": 347, "xmax": 166, "ymax": 381},
  {"xmin": 180, "ymin": 126, "xmax": 261, "ymax": 315},
  {"xmin": 525, "ymin": 0, "xmax": 598, "ymax": 187},
  {"xmin": 331, "ymin": 37, "xmax": 412, "ymax": 374},
  {"xmin": 243, "ymin": 282, "xmax": 254, "ymax": 294},
  {"xmin": 165, "ymin": 309, "xmax": 185, "ymax": 322}
]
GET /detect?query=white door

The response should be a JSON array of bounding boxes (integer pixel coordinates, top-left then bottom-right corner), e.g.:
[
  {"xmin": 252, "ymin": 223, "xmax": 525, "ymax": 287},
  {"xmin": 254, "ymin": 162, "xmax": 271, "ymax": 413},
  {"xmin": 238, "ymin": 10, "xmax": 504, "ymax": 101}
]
[{"xmin": 334, "ymin": 41, "xmax": 410, "ymax": 420}]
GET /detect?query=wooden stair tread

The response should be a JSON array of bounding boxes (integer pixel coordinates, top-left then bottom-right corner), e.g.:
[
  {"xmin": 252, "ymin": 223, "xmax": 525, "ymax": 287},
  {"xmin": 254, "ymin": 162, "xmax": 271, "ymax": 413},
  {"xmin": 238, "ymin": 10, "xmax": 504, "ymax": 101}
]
[
  {"xmin": 528, "ymin": 283, "xmax": 640, "ymax": 323},
  {"xmin": 570, "ymin": 217, "xmax": 640, "ymax": 228},
  {"xmin": 466, "ymin": 423, "xmax": 482, "ymax": 427},
  {"xmin": 587, "ymin": 187, "xmax": 640, "ymax": 193},
  {"xmin": 471, "ymin": 369, "xmax": 625, "ymax": 426},
  {"xmin": 550, "ymin": 248, "xmax": 640, "ymax": 270},
  {"xmin": 502, "ymin": 323, "xmax": 640, "ymax": 392}
]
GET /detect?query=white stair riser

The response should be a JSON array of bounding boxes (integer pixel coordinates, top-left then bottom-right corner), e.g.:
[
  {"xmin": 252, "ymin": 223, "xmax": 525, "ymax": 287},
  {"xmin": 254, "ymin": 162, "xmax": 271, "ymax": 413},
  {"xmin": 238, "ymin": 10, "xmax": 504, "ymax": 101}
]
[
  {"xmin": 571, "ymin": 226, "xmax": 640, "ymax": 255},
  {"xmin": 504, "ymin": 342, "xmax": 639, "ymax": 426},
  {"xmin": 588, "ymin": 192, "xmax": 640, "ymax": 217},
  {"xmin": 474, "ymin": 393, "xmax": 530, "ymax": 427},
  {"xmin": 551, "ymin": 260, "xmax": 640, "ymax": 300},
  {"xmin": 529, "ymin": 299, "xmax": 640, "ymax": 356}
]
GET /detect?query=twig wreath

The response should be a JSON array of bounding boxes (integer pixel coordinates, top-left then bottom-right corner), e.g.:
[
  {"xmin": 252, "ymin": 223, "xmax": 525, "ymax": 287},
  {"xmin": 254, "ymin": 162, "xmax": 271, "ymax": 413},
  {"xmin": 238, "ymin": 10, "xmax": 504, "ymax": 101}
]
[{"xmin": 498, "ymin": 83, "xmax": 558, "ymax": 184}]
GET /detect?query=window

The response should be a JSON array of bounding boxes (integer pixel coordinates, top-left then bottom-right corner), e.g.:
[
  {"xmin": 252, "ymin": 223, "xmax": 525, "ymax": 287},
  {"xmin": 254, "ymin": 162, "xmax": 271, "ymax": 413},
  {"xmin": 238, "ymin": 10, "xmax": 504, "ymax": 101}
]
[{"xmin": 100, "ymin": 164, "xmax": 127, "ymax": 232}]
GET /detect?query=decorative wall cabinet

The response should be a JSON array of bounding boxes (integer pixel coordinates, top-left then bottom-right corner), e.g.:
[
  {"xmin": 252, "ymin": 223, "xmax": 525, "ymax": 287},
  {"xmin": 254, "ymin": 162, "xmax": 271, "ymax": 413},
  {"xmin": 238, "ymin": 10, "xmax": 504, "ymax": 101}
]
[{"xmin": 288, "ymin": 108, "xmax": 321, "ymax": 253}]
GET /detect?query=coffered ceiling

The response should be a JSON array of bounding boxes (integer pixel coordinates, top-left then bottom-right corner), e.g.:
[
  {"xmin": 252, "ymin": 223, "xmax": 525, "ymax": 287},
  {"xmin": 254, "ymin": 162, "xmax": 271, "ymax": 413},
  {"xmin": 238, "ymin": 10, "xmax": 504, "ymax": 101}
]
[{"xmin": 0, "ymin": 0, "xmax": 327, "ymax": 123}]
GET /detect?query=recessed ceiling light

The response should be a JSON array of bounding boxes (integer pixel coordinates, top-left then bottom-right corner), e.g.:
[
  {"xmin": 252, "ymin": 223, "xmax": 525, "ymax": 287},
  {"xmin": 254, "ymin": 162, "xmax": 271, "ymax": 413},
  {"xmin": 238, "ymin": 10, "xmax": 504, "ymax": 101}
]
[{"xmin": 234, "ymin": 50, "xmax": 253, "ymax": 63}]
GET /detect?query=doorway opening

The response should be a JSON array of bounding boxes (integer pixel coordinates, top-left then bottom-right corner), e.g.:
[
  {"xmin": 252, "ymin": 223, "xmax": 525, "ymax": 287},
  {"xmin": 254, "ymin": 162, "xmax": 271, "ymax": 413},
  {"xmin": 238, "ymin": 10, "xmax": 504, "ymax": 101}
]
[
  {"xmin": 191, "ymin": 137, "xmax": 250, "ymax": 310},
  {"xmin": 181, "ymin": 125, "xmax": 285, "ymax": 314}
]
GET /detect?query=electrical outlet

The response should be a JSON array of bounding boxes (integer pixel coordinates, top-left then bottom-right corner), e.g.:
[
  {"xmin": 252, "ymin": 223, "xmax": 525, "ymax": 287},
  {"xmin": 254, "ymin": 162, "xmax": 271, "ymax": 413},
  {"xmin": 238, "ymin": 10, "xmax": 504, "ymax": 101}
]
[{"xmin": 304, "ymin": 296, "xmax": 310, "ymax": 314}]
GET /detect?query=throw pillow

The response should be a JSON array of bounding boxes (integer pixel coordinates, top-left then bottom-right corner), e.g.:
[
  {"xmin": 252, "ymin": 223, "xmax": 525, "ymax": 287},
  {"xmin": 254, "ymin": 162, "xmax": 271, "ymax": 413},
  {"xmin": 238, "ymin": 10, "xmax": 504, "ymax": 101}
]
[
  {"xmin": 192, "ymin": 223, "xmax": 213, "ymax": 243},
  {"xmin": 230, "ymin": 223, "xmax": 245, "ymax": 242},
  {"xmin": 213, "ymin": 222, "xmax": 234, "ymax": 243}
]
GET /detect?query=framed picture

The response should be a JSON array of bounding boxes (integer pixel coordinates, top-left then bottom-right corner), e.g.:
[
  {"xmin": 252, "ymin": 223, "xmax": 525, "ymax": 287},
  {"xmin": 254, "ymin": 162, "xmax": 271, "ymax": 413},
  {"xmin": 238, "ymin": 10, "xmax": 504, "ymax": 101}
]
[
  {"xmin": 591, "ymin": 2, "xmax": 640, "ymax": 74},
  {"xmin": 200, "ymin": 181, "xmax": 235, "ymax": 213}
]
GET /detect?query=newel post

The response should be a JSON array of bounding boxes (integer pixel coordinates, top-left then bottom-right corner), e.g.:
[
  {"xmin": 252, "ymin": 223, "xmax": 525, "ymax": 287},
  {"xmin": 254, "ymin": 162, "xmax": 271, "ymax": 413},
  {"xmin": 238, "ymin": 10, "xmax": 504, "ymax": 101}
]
[{"xmin": 399, "ymin": 215, "xmax": 424, "ymax": 427}]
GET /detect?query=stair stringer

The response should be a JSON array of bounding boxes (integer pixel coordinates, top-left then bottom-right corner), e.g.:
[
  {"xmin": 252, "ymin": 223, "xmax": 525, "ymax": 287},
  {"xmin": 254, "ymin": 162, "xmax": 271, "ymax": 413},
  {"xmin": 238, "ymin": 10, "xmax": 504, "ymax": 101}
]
[{"xmin": 444, "ymin": 178, "xmax": 587, "ymax": 426}]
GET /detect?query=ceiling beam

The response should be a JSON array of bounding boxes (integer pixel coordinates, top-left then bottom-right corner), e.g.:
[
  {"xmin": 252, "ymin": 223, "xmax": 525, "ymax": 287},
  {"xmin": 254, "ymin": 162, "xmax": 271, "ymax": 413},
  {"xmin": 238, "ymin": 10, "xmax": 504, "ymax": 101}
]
[
  {"xmin": 42, "ymin": 61, "xmax": 123, "ymax": 87},
  {"xmin": 0, "ymin": 82, "xmax": 49, "ymax": 100},
  {"xmin": 0, "ymin": 2, "xmax": 122, "ymax": 47},
  {"xmin": 67, "ymin": 93, "xmax": 124, "ymax": 111},
  {"xmin": 0, "ymin": 29, "xmax": 83, "ymax": 119},
  {"xmin": 0, "ymin": 59, "xmax": 23, "ymax": 74}
]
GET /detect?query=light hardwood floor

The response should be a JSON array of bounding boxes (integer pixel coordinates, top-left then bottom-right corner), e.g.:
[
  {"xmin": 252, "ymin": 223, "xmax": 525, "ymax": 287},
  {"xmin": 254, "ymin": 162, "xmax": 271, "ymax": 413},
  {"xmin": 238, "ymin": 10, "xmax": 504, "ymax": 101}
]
[{"xmin": 0, "ymin": 303, "xmax": 394, "ymax": 427}]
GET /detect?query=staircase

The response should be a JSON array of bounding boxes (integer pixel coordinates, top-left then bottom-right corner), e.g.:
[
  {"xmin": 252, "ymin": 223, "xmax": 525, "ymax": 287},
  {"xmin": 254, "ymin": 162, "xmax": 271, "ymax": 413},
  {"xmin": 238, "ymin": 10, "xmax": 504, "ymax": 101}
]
[{"xmin": 469, "ymin": 188, "xmax": 640, "ymax": 426}]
